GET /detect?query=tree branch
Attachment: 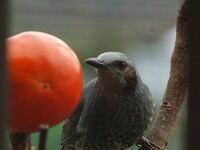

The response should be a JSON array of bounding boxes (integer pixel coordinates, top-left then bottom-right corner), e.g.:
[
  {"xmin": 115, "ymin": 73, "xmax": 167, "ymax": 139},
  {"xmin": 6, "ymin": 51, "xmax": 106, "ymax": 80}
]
[
  {"xmin": 139, "ymin": 1, "xmax": 189, "ymax": 150},
  {"xmin": 9, "ymin": 132, "xmax": 30, "ymax": 150}
]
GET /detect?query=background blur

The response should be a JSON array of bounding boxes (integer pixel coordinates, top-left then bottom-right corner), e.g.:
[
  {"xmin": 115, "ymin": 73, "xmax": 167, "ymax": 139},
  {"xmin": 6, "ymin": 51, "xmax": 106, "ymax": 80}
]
[{"xmin": 8, "ymin": 0, "xmax": 186, "ymax": 149}]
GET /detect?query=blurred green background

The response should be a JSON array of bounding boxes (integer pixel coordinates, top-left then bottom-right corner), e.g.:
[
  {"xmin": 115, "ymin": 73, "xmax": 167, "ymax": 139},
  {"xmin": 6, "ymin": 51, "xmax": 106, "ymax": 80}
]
[{"xmin": 7, "ymin": 0, "xmax": 186, "ymax": 150}]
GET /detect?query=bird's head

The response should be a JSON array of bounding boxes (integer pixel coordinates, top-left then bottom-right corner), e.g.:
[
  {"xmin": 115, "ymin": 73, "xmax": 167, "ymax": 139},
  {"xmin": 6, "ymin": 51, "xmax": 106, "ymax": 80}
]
[{"xmin": 85, "ymin": 52, "xmax": 141, "ymax": 88}]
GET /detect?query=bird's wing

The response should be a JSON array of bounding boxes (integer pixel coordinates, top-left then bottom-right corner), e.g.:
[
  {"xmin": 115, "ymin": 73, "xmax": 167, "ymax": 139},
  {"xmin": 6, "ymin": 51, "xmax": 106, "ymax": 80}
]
[{"xmin": 60, "ymin": 78, "xmax": 97, "ymax": 147}]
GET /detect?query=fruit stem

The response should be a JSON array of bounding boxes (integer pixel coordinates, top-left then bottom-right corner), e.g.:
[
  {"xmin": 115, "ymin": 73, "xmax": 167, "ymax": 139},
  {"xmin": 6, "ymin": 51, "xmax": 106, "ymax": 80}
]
[{"xmin": 38, "ymin": 124, "xmax": 49, "ymax": 150}]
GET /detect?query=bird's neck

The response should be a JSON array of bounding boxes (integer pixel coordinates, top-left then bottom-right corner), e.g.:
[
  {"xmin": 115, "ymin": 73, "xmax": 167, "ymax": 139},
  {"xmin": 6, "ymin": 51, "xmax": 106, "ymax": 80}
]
[
  {"xmin": 97, "ymin": 75, "xmax": 121, "ymax": 90},
  {"xmin": 96, "ymin": 76, "xmax": 137, "ymax": 95}
]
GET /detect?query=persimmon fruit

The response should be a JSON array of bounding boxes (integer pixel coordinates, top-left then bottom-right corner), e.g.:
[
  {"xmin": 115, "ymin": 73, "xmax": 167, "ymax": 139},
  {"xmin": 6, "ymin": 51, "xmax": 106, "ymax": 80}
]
[{"xmin": 7, "ymin": 31, "xmax": 83, "ymax": 132}]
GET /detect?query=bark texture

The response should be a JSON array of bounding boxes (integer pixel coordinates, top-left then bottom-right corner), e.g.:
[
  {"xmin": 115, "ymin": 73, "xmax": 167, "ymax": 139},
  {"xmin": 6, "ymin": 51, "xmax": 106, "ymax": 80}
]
[{"xmin": 139, "ymin": 1, "xmax": 190, "ymax": 150}]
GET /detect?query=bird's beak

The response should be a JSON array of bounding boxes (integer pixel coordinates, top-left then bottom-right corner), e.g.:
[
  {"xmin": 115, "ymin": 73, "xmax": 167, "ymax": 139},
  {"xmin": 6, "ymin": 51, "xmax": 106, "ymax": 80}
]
[{"xmin": 85, "ymin": 58, "xmax": 108, "ymax": 70}]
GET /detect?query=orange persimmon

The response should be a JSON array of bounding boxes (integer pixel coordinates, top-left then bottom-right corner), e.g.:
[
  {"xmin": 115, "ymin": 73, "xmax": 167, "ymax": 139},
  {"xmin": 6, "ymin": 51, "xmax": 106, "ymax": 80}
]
[{"xmin": 7, "ymin": 31, "xmax": 83, "ymax": 132}]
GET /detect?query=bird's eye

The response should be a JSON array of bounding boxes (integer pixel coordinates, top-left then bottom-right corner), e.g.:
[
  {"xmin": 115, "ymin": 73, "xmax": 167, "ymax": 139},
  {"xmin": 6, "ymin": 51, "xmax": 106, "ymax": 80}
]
[
  {"xmin": 115, "ymin": 61, "xmax": 127, "ymax": 70},
  {"xmin": 98, "ymin": 59, "xmax": 103, "ymax": 63}
]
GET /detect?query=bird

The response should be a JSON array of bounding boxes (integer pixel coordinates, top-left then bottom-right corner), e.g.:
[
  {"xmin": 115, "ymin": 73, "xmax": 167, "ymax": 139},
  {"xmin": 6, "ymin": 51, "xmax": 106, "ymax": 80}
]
[{"xmin": 60, "ymin": 52, "xmax": 157, "ymax": 150}]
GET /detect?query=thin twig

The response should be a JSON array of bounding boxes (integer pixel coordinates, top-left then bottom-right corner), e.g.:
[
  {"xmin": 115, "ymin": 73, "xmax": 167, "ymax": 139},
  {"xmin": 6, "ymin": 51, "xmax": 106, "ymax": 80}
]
[
  {"xmin": 38, "ymin": 124, "xmax": 49, "ymax": 150},
  {"xmin": 28, "ymin": 135, "xmax": 31, "ymax": 150}
]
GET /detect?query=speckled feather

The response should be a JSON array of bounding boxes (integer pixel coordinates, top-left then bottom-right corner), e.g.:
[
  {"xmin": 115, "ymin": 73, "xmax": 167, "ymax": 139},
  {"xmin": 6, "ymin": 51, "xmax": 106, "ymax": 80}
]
[{"xmin": 60, "ymin": 52, "xmax": 154, "ymax": 150}]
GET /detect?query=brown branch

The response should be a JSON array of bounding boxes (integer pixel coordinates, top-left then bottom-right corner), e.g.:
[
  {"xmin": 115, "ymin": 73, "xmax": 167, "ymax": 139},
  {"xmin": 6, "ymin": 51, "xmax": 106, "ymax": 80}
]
[
  {"xmin": 9, "ymin": 124, "xmax": 49, "ymax": 150},
  {"xmin": 9, "ymin": 132, "xmax": 30, "ymax": 150},
  {"xmin": 139, "ymin": 1, "xmax": 190, "ymax": 150}
]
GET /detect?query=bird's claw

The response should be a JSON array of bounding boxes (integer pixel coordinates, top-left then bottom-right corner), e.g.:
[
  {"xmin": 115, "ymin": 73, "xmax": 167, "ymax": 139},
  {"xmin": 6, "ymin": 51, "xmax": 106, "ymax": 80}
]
[{"xmin": 136, "ymin": 136, "xmax": 161, "ymax": 150}]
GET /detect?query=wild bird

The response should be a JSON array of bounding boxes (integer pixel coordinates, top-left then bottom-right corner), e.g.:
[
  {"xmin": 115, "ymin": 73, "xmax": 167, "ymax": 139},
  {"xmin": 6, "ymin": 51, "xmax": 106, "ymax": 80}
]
[{"xmin": 60, "ymin": 52, "xmax": 159, "ymax": 150}]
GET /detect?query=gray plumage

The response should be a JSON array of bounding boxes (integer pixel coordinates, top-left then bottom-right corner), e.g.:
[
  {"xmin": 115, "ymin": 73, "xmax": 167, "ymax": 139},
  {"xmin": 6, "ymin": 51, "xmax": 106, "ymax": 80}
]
[{"xmin": 60, "ymin": 52, "xmax": 154, "ymax": 150}]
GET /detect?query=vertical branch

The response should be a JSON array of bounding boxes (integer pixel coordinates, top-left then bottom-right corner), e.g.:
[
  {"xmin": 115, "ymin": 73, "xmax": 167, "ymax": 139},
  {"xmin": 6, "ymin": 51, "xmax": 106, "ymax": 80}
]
[
  {"xmin": 139, "ymin": 0, "xmax": 190, "ymax": 150},
  {"xmin": 38, "ymin": 124, "xmax": 49, "ymax": 150},
  {"xmin": 0, "ymin": 0, "xmax": 9, "ymax": 150},
  {"xmin": 27, "ymin": 135, "xmax": 32, "ymax": 150}
]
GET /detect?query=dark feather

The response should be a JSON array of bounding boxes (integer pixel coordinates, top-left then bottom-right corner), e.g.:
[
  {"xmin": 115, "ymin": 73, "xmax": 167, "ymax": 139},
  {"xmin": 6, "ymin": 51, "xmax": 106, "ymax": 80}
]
[
  {"xmin": 60, "ymin": 79, "xmax": 97, "ymax": 148},
  {"xmin": 60, "ymin": 52, "xmax": 154, "ymax": 150}
]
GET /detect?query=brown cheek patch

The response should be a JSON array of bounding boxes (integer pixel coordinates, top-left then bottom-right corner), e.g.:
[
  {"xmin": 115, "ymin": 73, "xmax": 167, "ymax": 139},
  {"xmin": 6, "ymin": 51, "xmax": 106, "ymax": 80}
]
[{"xmin": 124, "ymin": 66, "xmax": 136, "ymax": 80}]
